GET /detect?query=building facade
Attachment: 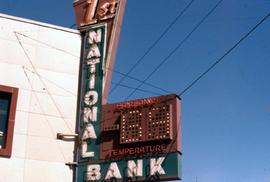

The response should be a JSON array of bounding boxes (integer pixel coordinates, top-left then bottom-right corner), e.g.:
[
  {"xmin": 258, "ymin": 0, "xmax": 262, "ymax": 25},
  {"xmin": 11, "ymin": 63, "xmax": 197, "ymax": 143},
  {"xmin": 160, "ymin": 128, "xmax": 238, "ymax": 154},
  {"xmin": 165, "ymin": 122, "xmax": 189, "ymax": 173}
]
[{"xmin": 0, "ymin": 13, "xmax": 80, "ymax": 182}]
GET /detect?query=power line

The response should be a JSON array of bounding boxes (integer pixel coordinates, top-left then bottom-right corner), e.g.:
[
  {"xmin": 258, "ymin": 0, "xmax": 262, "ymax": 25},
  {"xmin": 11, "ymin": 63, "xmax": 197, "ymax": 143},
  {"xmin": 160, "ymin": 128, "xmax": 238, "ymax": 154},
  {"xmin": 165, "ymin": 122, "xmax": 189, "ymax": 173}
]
[
  {"xmin": 15, "ymin": 31, "xmax": 74, "ymax": 133},
  {"xmin": 111, "ymin": 81, "xmax": 163, "ymax": 96},
  {"xmin": 108, "ymin": 67, "xmax": 174, "ymax": 94},
  {"xmin": 22, "ymin": 66, "xmax": 69, "ymax": 162},
  {"xmin": 23, "ymin": 66, "xmax": 76, "ymax": 96},
  {"xmin": 15, "ymin": 33, "xmax": 166, "ymax": 131},
  {"xmin": 15, "ymin": 31, "xmax": 173, "ymax": 95},
  {"xmin": 15, "ymin": 32, "xmax": 79, "ymax": 58},
  {"xmin": 109, "ymin": 0, "xmax": 195, "ymax": 95},
  {"xmin": 124, "ymin": 0, "xmax": 224, "ymax": 100},
  {"xmin": 178, "ymin": 11, "xmax": 270, "ymax": 96}
]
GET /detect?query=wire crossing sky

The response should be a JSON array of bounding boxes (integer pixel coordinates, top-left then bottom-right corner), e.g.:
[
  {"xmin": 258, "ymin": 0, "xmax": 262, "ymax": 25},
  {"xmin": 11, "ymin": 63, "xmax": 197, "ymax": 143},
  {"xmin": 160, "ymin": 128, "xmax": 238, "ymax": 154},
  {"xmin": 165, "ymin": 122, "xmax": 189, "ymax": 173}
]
[
  {"xmin": 178, "ymin": 10, "xmax": 270, "ymax": 97},
  {"xmin": 108, "ymin": 0, "xmax": 195, "ymax": 95},
  {"xmin": 124, "ymin": 0, "xmax": 224, "ymax": 100},
  {"xmin": 1, "ymin": 0, "xmax": 270, "ymax": 182}
]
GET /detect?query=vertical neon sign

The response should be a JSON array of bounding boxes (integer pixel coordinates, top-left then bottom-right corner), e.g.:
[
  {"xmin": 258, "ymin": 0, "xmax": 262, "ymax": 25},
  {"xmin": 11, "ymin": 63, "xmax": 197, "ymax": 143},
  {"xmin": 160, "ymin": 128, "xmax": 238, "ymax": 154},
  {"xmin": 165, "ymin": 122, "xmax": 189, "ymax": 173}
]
[
  {"xmin": 80, "ymin": 25, "xmax": 106, "ymax": 161},
  {"xmin": 73, "ymin": 0, "xmax": 126, "ymax": 181}
]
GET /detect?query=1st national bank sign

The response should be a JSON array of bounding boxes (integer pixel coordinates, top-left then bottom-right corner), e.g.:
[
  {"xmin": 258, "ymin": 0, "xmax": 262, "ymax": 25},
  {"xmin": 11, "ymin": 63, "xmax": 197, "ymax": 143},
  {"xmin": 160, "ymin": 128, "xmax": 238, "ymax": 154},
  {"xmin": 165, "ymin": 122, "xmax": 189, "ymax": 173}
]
[{"xmin": 73, "ymin": 0, "xmax": 182, "ymax": 181}]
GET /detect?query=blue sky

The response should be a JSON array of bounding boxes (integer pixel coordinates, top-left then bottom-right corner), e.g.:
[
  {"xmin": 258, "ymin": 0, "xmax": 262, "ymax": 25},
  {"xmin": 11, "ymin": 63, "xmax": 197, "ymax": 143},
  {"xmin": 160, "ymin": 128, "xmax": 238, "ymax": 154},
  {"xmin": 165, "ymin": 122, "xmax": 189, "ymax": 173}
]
[{"xmin": 1, "ymin": 0, "xmax": 270, "ymax": 181}]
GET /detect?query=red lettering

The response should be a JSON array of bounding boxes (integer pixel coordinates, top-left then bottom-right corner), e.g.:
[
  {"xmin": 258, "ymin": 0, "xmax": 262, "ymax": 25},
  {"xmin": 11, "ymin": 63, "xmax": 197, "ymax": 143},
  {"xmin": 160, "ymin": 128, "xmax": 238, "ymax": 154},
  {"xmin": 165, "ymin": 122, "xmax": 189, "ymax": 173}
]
[
  {"xmin": 156, "ymin": 145, "xmax": 161, "ymax": 152},
  {"xmin": 129, "ymin": 148, "xmax": 135, "ymax": 155},
  {"xmin": 112, "ymin": 150, "xmax": 118, "ymax": 156},
  {"xmin": 162, "ymin": 144, "xmax": 167, "ymax": 151},
  {"xmin": 109, "ymin": 144, "xmax": 168, "ymax": 158},
  {"xmin": 116, "ymin": 98, "xmax": 159, "ymax": 110},
  {"xmin": 139, "ymin": 147, "xmax": 145, "ymax": 153},
  {"xmin": 135, "ymin": 147, "xmax": 140, "ymax": 154},
  {"xmin": 118, "ymin": 149, "xmax": 125, "ymax": 155}
]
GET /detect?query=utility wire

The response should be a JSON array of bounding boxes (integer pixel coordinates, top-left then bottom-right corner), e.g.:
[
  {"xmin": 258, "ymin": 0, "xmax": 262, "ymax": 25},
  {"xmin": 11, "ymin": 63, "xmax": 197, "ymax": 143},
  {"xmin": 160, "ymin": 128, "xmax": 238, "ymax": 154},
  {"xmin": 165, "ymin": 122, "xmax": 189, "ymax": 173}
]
[
  {"xmin": 128, "ymin": 0, "xmax": 224, "ymax": 168},
  {"xmin": 107, "ymin": 67, "xmax": 173, "ymax": 94},
  {"xmin": 111, "ymin": 81, "xmax": 163, "ymax": 96},
  {"xmin": 14, "ymin": 35, "xmax": 165, "ymax": 130},
  {"xmin": 178, "ymin": 11, "xmax": 270, "ymax": 96},
  {"xmin": 22, "ymin": 66, "xmax": 68, "ymax": 162},
  {"xmin": 15, "ymin": 32, "xmax": 79, "ymax": 58},
  {"xmin": 148, "ymin": 10, "xmax": 270, "ymax": 168},
  {"xmin": 109, "ymin": 0, "xmax": 195, "ymax": 95},
  {"xmin": 15, "ymin": 32, "xmax": 74, "ymax": 133},
  {"xmin": 15, "ymin": 31, "xmax": 173, "ymax": 95},
  {"xmin": 23, "ymin": 66, "xmax": 76, "ymax": 96},
  {"xmin": 155, "ymin": 10, "xmax": 270, "ymax": 170},
  {"xmin": 23, "ymin": 66, "xmax": 159, "ymax": 97},
  {"xmin": 124, "ymin": 0, "xmax": 224, "ymax": 100}
]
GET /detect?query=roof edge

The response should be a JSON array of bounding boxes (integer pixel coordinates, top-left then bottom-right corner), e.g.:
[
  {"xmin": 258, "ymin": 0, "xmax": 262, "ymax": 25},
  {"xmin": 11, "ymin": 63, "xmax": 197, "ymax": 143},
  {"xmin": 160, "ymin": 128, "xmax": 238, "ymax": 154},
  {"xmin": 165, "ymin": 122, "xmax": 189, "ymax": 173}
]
[{"xmin": 0, "ymin": 13, "xmax": 79, "ymax": 35}]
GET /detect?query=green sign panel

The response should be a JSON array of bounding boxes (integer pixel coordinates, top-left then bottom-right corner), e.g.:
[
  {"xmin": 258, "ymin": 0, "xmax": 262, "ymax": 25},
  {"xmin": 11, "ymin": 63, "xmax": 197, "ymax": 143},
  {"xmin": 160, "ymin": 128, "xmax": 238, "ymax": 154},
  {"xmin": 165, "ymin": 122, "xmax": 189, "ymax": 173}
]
[
  {"xmin": 76, "ymin": 24, "xmax": 107, "ymax": 178},
  {"xmin": 77, "ymin": 152, "xmax": 182, "ymax": 182}
]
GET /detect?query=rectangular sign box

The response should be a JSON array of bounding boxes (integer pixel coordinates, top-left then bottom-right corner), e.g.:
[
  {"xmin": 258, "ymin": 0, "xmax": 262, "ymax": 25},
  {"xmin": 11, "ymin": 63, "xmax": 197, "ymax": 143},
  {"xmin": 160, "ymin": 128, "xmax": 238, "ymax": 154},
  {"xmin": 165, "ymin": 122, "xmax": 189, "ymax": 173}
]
[
  {"xmin": 77, "ymin": 152, "xmax": 182, "ymax": 182},
  {"xmin": 76, "ymin": 94, "xmax": 182, "ymax": 181},
  {"xmin": 100, "ymin": 94, "xmax": 182, "ymax": 161}
]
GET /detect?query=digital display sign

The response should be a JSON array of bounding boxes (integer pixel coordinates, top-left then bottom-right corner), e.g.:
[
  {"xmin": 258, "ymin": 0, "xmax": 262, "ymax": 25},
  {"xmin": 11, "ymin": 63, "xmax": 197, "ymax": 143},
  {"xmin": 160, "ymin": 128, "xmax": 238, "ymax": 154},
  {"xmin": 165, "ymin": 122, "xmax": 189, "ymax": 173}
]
[
  {"xmin": 100, "ymin": 94, "xmax": 181, "ymax": 161},
  {"xmin": 118, "ymin": 104, "xmax": 172, "ymax": 144}
]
